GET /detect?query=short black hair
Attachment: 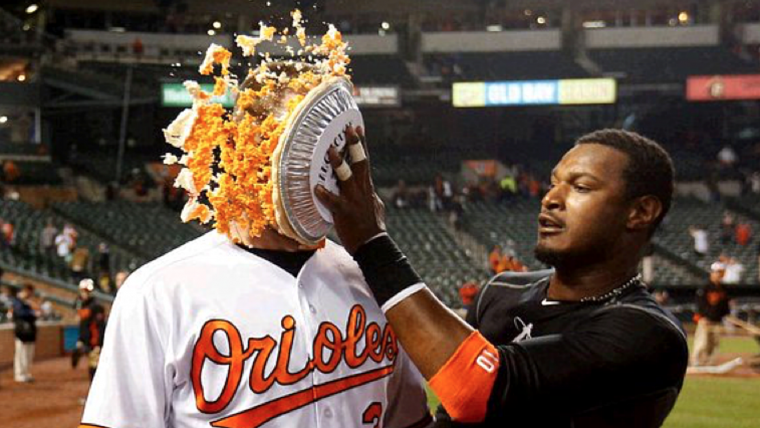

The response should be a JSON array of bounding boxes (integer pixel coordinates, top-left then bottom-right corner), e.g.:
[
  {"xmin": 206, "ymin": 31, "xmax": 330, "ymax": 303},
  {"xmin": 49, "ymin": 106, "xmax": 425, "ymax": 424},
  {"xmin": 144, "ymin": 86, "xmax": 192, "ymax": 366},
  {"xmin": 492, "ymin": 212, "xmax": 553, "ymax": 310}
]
[{"xmin": 575, "ymin": 129, "xmax": 674, "ymax": 232}]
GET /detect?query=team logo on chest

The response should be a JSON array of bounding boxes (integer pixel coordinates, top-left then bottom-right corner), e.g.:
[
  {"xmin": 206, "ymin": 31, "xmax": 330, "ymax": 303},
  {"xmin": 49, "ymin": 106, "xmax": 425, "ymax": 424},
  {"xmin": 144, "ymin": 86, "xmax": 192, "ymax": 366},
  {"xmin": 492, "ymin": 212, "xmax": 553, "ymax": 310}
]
[{"xmin": 191, "ymin": 304, "xmax": 398, "ymax": 428}]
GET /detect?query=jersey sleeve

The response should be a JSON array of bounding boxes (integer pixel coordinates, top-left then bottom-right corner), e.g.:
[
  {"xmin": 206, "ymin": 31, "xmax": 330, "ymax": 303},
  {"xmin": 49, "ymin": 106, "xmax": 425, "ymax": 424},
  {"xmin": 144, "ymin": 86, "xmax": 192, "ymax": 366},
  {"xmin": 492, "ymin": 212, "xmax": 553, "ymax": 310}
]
[
  {"xmin": 80, "ymin": 275, "xmax": 174, "ymax": 428},
  {"xmin": 484, "ymin": 306, "xmax": 688, "ymax": 421},
  {"xmin": 429, "ymin": 306, "xmax": 687, "ymax": 424},
  {"xmin": 383, "ymin": 344, "xmax": 433, "ymax": 428}
]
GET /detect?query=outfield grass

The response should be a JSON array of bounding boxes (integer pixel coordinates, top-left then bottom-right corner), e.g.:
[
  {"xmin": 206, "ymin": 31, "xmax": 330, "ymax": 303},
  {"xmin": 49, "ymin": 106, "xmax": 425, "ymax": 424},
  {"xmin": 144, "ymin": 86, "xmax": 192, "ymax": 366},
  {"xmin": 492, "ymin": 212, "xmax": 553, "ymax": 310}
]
[
  {"xmin": 425, "ymin": 336, "xmax": 760, "ymax": 427},
  {"xmin": 686, "ymin": 336, "xmax": 759, "ymax": 354},
  {"xmin": 664, "ymin": 377, "xmax": 760, "ymax": 428}
]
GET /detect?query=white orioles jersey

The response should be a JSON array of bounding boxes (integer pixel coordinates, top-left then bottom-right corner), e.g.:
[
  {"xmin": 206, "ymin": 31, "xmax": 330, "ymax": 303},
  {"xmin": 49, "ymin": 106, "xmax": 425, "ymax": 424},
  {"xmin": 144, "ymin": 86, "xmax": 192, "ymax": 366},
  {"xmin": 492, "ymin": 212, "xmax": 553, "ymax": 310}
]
[{"xmin": 80, "ymin": 232, "xmax": 431, "ymax": 428}]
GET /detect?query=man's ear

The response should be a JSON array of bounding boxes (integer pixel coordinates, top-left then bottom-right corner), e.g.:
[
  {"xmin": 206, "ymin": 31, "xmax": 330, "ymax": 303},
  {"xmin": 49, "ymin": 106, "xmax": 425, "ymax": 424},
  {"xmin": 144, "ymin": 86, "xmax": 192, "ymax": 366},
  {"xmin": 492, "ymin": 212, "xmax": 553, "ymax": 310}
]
[{"xmin": 627, "ymin": 195, "xmax": 663, "ymax": 232}]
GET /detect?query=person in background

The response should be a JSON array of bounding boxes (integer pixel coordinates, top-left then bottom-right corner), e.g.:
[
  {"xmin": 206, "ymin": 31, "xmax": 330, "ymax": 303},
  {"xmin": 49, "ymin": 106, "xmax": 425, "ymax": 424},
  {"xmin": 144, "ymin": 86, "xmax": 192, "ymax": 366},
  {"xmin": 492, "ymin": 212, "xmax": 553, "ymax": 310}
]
[
  {"xmin": 457, "ymin": 281, "xmax": 480, "ymax": 318},
  {"xmin": 692, "ymin": 262, "xmax": 731, "ymax": 366},
  {"xmin": 722, "ymin": 257, "xmax": 744, "ymax": 285},
  {"xmin": 70, "ymin": 246, "xmax": 91, "ymax": 284},
  {"xmin": 720, "ymin": 212, "xmax": 734, "ymax": 245},
  {"xmin": 10, "ymin": 284, "xmax": 39, "ymax": 382},
  {"xmin": 96, "ymin": 243, "xmax": 111, "ymax": 289},
  {"xmin": 488, "ymin": 245, "xmax": 503, "ymax": 275},
  {"xmin": 392, "ymin": 179, "xmax": 409, "ymax": 209},
  {"xmin": 653, "ymin": 289, "xmax": 670, "ymax": 305},
  {"xmin": 0, "ymin": 284, "xmax": 14, "ymax": 323},
  {"xmin": 72, "ymin": 279, "xmax": 97, "ymax": 369},
  {"xmin": 501, "ymin": 250, "xmax": 528, "ymax": 273},
  {"xmin": 55, "ymin": 229, "xmax": 74, "ymax": 262},
  {"xmin": 131, "ymin": 37, "xmax": 144, "ymax": 56},
  {"xmin": 40, "ymin": 218, "xmax": 58, "ymax": 257},
  {"xmin": 689, "ymin": 225, "xmax": 709, "ymax": 257},
  {"xmin": 735, "ymin": 222, "xmax": 751, "ymax": 246},
  {"xmin": 0, "ymin": 284, "xmax": 12, "ymax": 304},
  {"xmin": 73, "ymin": 278, "xmax": 107, "ymax": 405},
  {"xmin": 63, "ymin": 223, "xmax": 79, "ymax": 247},
  {"xmin": 114, "ymin": 270, "xmax": 129, "ymax": 293},
  {"xmin": 1, "ymin": 218, "xmax": 15, "ymax": 248},
  {"xmin": 717, "ymin": 144, "xmax": 737, "ymax": 168},
  {"xmin": 40, "ymin": 298, "xmax": 57, "ymax": 321}
]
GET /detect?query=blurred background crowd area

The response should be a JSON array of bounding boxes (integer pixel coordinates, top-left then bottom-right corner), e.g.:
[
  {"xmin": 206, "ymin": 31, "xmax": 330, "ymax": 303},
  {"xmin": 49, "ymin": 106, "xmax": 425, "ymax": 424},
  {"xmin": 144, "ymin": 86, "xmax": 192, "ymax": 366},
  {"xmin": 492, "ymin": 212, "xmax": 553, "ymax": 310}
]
[{"xmin": 0, "ymin": 0, "xmax": 759, "ymax": 326}]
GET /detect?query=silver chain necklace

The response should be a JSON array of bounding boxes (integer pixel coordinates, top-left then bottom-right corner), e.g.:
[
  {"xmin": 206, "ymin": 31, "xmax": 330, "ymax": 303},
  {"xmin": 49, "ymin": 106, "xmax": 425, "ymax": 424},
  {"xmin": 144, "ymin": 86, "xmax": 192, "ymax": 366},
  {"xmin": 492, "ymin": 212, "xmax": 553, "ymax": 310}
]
[{"xmin": 580, "ymin": 274, "xmax": 643, "ymax": 303}]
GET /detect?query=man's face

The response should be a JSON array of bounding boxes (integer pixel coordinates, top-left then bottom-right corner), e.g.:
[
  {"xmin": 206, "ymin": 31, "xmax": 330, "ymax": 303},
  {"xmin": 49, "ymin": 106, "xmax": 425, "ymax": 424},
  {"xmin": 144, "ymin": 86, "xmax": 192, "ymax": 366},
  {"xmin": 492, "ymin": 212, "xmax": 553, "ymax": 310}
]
[{"xmin": 534, "ymin": 144, "xmax": 632, "ymax": 268}]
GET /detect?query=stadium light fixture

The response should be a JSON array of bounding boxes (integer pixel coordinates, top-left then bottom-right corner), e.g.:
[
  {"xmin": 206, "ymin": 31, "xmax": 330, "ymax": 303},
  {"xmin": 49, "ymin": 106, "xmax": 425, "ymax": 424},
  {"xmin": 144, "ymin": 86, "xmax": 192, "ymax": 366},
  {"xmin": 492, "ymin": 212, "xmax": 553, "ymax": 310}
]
[
  {"xmin": 537, "ymin": 16, "xmax": 546, "ymax": 25},
  {"xmin": 486, "ymin": 25, "xmax": 503, "ymax": 32},
  {"xmin": 381, "ymin": 22, "xmax": 390, "ymax": 30},
  {"xmin": 208, "ymin": 29, "xmax": 216, "ymax": 36},
  {"xmin": 25, "ymin": 4, "xmax": 38, "ymax": 14},
  {"xmin": 678, "ymin": 12, "xmax": 689, "ymax": 23},
  {"xmin": 213, "ymin": 21, "xmax": 222, "ymax": 29},
  {"xmin": 582, "ymin": 21, "xmax": 606, "ymax": 29},
  {"xmin": 0, "ymin": 116, "xmax": 8, "ymax": 124}
]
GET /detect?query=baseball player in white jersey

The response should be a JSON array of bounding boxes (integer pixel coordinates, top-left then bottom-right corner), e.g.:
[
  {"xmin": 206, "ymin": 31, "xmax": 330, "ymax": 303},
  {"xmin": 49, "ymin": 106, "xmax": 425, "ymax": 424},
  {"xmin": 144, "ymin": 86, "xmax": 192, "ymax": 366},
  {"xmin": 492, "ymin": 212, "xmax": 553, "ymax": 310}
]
[{"xmin": 79, "ymin": 227, "xmax": 431, "ymax": 428}]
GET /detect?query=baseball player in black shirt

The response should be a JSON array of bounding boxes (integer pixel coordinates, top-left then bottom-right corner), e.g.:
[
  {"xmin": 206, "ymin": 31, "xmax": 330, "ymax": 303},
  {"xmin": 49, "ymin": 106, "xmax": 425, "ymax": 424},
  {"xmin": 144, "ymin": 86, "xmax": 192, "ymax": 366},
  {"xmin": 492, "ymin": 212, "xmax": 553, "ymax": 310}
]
[{"xmin": 317, "ymin": 127, "xmax": 688, "ymax": 427}]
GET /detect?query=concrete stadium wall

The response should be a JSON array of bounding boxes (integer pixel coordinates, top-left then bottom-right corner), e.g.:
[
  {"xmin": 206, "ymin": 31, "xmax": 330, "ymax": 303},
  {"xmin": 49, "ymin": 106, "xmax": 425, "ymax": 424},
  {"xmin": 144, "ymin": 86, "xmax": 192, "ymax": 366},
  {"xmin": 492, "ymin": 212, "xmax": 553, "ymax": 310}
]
[
  {"xmin": 0, "ymin": 323, "xmax": 66, "ymax": 369},
  {"xmin": 66, "ymin": 29, "xmax": 231, "ymax": 52},
  {"xmin": 65, "ymin": 30, "xmax": 398, "ymax": 60},
  {"xmin": 421, "ymin": 30, "xmax": 561, "ymax": 53},
  {"xmin": 585, "ymin": 25, "xmax": 720, "ymax": 48},
  {"xmin": 736, "ymin": 23, "xmax": 760, "ymax": 44}
]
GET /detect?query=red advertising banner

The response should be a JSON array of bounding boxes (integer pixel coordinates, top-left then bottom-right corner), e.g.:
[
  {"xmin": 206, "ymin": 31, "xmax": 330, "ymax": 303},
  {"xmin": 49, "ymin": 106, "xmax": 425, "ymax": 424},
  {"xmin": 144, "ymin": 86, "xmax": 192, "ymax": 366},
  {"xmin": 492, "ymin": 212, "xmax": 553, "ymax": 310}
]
[{"xmin": 686, "ymin": 75, "xmax": 760, "ymax": 101}]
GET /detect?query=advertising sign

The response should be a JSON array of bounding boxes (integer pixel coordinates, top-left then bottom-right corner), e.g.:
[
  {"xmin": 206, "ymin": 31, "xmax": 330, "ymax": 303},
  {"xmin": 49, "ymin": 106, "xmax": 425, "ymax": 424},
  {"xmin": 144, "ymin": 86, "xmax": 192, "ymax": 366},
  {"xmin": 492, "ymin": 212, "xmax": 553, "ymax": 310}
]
[
  {"xmin": 453, "ymin": 78, "xmax": 616, "ymax": 107},
  {"xmin": 686, "ymin": 75, "xmax": 760, "ymax": 101}
]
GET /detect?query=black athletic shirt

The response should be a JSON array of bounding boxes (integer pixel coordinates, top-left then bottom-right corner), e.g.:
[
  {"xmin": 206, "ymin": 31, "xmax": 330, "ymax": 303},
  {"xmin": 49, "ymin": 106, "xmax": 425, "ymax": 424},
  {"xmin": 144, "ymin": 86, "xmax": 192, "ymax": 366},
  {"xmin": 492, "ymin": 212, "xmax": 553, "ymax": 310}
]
[
  {"xmin": 238, "ymin": 246, "xmax": 315, "ymax": 277},
  {"xmin": 435, "ymin": 272, "xmax": 689, "ymax": 428}
]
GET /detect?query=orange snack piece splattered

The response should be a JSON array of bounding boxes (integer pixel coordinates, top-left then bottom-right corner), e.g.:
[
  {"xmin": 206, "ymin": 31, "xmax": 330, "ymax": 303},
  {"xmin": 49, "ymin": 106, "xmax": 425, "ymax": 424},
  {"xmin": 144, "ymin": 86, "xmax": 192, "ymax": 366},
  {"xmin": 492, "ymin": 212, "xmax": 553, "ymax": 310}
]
[{"xmin": 165, "ymin": 11, "xmax": 351, "ymax": 244}]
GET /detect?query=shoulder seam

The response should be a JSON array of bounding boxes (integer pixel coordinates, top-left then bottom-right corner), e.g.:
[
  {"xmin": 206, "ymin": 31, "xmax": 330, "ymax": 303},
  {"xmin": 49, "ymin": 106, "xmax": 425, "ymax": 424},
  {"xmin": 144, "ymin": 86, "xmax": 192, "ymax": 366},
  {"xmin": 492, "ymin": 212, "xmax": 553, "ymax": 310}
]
[
  {"xmin": 132, "ymin": 233, "xmax": 229, "ymax": 291},
  {"xmin": 489, "ymin": 281, "xmax": 530, "ymax": 288}
]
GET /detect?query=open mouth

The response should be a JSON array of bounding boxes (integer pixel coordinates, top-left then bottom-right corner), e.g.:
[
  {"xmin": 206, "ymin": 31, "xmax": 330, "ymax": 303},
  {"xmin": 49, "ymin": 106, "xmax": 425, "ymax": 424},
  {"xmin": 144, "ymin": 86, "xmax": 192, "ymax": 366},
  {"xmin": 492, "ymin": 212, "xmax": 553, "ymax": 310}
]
[{"xmin": 538, "ymin": 213, "xmax": 564, "ymax": 234}]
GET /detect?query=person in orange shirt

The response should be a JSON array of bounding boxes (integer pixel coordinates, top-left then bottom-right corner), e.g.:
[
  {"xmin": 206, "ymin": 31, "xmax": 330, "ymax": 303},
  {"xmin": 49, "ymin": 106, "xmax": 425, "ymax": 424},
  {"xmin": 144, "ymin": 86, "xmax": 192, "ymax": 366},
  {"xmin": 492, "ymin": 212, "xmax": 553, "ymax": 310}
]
[
  {"xmin": 0, "ymin": 218, "xmax": 14, "ymax": 248},
  {"xmin": 496, "ymin": 251, "xmax": 529, "ymax": 273},
  {"xmin": 735, "ymin": 222, "xmax": 751, "ymax": 246},
  {"xmin": 459, "ymin": 282, "xmax": 480, "ymax": 309},
  {"xmin": 488, "ymin": 245, "xmax": 503, "ymax": 274}
]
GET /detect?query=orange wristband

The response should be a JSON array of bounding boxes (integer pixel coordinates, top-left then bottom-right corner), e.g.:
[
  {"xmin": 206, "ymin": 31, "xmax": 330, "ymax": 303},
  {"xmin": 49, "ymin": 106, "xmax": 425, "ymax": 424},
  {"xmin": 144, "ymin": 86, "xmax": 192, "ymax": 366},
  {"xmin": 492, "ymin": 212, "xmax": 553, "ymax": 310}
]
[{"xmin": 429, "ymin": 331, "xmax": 500, "ymax": 423}]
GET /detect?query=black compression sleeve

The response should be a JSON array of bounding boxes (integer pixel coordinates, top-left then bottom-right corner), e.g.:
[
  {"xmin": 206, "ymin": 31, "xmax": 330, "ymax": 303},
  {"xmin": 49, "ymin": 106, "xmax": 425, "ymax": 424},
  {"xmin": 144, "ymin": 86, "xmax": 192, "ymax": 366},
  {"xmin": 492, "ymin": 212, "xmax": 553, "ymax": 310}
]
[{"xmin": 352, "ymin": 235, "xmax": 423, "ymax": 307}]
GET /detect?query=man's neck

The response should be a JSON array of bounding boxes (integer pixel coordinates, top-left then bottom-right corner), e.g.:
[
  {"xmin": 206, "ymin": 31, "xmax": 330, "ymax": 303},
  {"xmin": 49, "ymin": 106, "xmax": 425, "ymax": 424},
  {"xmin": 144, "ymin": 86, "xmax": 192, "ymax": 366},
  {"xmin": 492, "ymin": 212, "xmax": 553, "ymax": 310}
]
[{"xmin": 547, "ymin": 259, "xmax": 640, "ymax": 301}]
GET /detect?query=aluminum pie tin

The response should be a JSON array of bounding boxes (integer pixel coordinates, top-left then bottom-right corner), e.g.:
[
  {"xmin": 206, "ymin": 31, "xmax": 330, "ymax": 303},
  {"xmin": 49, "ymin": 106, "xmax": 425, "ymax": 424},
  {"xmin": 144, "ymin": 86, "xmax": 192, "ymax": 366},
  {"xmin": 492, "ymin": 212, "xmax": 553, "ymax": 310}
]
[{"xmin": 272, "ymin": 76, "xmax": 364, "ymax": 245}]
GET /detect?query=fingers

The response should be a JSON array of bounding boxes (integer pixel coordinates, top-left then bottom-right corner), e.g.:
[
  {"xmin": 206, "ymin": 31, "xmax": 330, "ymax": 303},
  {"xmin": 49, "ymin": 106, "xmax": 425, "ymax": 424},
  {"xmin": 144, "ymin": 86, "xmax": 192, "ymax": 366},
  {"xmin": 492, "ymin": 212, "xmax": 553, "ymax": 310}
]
[
  {"xmin": 315, "ymin": 185, "xmax": 342, "ymax": 212},
  {"xmin": 327, "ymin": 147, "xmax": 351, "ymax": 182},
  {"xmin": 345, "ymin": 125, "xmax": 370, "ymax": 186}
]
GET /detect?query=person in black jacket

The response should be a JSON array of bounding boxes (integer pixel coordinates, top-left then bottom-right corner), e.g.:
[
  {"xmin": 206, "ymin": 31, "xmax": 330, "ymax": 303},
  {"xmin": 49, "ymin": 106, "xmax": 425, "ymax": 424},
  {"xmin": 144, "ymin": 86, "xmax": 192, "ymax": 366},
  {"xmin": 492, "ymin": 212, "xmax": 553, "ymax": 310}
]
[
  {"xmin": 318, "ymin": 127, "xmax": 688, "ymax": 428},
  {"xmin": 11, "ymin": 284, "xmax": 38, "ymax": 383},
  {"xmin": 73, "ymin": 278, "xmax": 107, "ymax": 380}
]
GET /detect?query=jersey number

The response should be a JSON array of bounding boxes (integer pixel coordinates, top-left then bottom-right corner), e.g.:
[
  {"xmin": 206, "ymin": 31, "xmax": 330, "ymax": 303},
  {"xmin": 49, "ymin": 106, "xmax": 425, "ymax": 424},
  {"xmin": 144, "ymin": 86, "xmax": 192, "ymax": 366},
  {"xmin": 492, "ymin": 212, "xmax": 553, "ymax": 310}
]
[
  {"xmin": 362, "ymin": 402, "xmax": 383, "ymax": 428},
  {"xmin": 476, "ymin": 349, "xmax": 498, "ymax": 373}
]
